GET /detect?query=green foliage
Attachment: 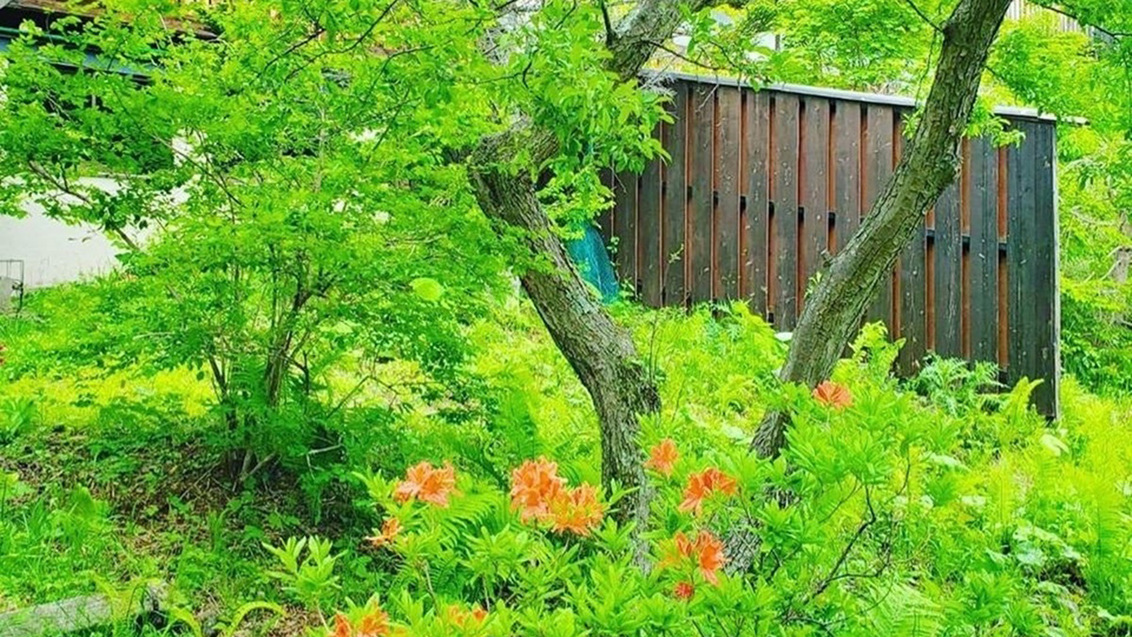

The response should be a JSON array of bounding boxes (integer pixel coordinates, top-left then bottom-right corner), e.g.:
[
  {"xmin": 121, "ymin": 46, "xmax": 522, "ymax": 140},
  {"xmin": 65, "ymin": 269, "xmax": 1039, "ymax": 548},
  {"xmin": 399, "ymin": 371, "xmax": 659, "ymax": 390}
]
[{"xmin": 2, "ymin": 0, "xmax": 1132, "ymax": 635}]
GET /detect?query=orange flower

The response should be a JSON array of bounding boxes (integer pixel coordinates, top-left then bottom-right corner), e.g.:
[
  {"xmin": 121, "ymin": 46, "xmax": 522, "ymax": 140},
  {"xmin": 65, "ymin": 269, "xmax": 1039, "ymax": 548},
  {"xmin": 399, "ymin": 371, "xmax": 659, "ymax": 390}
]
[
  {"xmin": 394, "ymin": 461, "xmax": 458, "ymax": 507},
  {"xmin": 645, "ymin": 439, "xmax": 679, "ymax": 476},
  {"xmin": 356, "ymin": 609, "xmax": 390, "ymax": 637},
  {"xmin": 510, "ymin": 457, "xmax": 565, "ymax": 522},
  {"xmin": 812, "ymin": 380, "xmax": 852, "ymax": 409},
  {"xmin": 548, "ymin": 483, "xmax": 604, "ymax": 536},
  {"xmin": 678, "ymin": 467, "xmax": 738, "ymax": 515},
  {"xmin": 661, "ymin": 530, "xmax": 726, "ymax": 586},
  {"xmin": 692, "ymin": 531, "xmax": 726, "ymax": 585},
  {"xmin": 330, "ymin": 609, "xmax": 390, "ymax": 637},
  {"xmin": 365, "ymin": 517, "xmax": 402, "ymax": 549},
  {"xmin": 673, "ymin": 581, "xmax": 695, "ymax": 600},
  {"xmin": 446, "ymin": 604, "xmax": 488, "ymax": 627},
  {"xmin": 332, "ymin": 614, "xmax": 352, "ymax": 637}
]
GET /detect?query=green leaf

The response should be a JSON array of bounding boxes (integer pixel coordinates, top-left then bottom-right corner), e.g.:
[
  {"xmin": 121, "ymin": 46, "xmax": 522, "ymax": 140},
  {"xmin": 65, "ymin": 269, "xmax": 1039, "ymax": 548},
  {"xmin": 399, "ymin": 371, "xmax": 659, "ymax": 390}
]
[{"xmin": 411, "ymin": 277, "xmax": 444, "ymax": 302}]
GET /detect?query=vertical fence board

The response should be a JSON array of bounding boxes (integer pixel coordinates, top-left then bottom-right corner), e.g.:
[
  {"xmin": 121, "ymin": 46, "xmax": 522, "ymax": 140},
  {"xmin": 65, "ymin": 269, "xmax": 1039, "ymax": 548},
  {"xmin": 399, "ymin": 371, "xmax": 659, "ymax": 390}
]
[
  {"xmin": 773, "ymin": 92, "xmax": 800, "ymax": 328},
  {"xmin": 968, "ymin": 136, "xmax": 999, "ymax": 364},
  {"xmin": 800, "ymin": 98, "xmax": 830, "ymax": 308},
  {"xmin": 716, "ymin": 86, "xmax": 742, "ymax": 300},
  {"xmin": 613, "ymin": 169, "xmax": 638, "ymax": 293},
  {"xmin": 1007, "ymin": 122, "xmax": 1037, "ymax": 392},
  {"xmin": 744, "ymin": 90, "xmax": 771, "ymax": 315},
  {"xmin": 832, "ymin": 102, "xmax": 861, "ymax": 254},
  {"xmin": 598, "ymin": 168, "xmax": 614, "ymax": 251},
  {"xmin": 639, "ymin": 128, "xmax": 663, "ymax": 307},
  {"xmin": 1030, "ymin": 123, "xmax": 1059, "ymax": 416},
  {"xmin": 864, "ymin": 105, "xmax": 894, "ymax": 327},
  {"xmin": 689, "ymin": 84, "xmax": 715, "ymax": 303},
  {"xmin": 663, "ymin": 84, "xmax": 689, "ymax": 306},
  {"xmin": 934, "ymin": 180, "xmax": 963, "ymax": 358}
]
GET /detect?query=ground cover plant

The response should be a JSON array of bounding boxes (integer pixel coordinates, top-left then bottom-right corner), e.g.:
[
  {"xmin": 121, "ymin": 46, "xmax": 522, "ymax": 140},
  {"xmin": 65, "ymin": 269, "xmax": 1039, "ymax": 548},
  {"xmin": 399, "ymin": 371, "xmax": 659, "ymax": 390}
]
[{"xmin": 2, "ymin": 284, "xmax": 1132, "ymax": 635}]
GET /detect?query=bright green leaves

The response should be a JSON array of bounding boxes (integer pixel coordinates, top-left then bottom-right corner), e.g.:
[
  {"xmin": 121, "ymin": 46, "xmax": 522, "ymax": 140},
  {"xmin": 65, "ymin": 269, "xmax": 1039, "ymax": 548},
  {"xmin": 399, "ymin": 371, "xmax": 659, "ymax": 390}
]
[{"xmin": 410, "ymin": 278, "xmax": 444, "ymax": 303}]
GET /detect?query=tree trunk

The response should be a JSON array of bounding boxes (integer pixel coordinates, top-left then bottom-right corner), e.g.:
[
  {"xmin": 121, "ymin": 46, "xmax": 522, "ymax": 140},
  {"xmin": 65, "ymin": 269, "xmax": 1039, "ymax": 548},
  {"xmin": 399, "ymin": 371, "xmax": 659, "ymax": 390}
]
[
  {"xmin": 752, "ymin": 0, "xmax": 1013, "ymax": 459},
  {"xmin": 468, "ymin": 147, "xmax": 659, "ymax": 544},
  {"xmin": 464, "ymin": 0, "xmax": 720, "ymax": 546}
]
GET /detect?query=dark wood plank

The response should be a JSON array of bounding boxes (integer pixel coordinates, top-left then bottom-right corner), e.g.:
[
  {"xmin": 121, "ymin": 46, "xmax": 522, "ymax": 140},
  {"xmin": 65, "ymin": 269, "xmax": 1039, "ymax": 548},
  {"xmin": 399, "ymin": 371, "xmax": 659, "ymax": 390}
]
[
  {"xmin": 772, "ymin": 92, "xmax": 800, "ymax": 329},
  {"xmin": 689, "ymin": 82, "xmax": 715, "ymax": 304},
  {"xmin": 716, "ymin": 86, "xmax": 742, "ymax": 300},
  {"xmin": 933, "ymin": 179, "xmax": 963, "ymax": 358},
  {"xmin": 967, "ymin": 136, "xmax": 999, "ymax": 365},
  {"xmin": 896, "ymin": 112, "xmax": 927, "ymax": 375},
  {"xmin": 832, "ymin": 101, "xmax": 861, "ymax": 255},
  {"xmin": 598, "ymin": 168, "xmax": 614, "ymax": 246},
  {"xmin": 1030, "ymin": 122, "xmax": 1059, "ymax": 417},
  {"xmin": 864, "ymin": 105, "xmax": 894, "ymax": 328},
  {"xmin": 800, "ymin": 97, "xmax": 830, "ymax": 310},
  {"xmin": 613, "ymin": 168, "xmax": 638, "ymax": 294},
  {"xmin": 639, "ymin": 126, "xmax": 664, "ymax": 307},
  {"xmin": 744, "ymin": 90, "xmax": 771, "ymax": 316},
  {"xmin": 1006, "ymin": 121, "xmax": 1036, "ymax": 387},
  {"xmin": 662, "ymin": 82, "xmax": 689, "ymax": 306}
]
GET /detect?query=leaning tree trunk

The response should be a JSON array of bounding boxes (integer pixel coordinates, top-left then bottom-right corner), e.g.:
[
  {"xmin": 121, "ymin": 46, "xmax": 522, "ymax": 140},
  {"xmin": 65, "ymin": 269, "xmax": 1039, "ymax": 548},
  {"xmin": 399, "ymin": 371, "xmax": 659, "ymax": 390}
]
[
  {"xmin": 752, "ymin": 0, "xmax": 1013, "ymax": 458},
  {"xmin": 465, "ymin": 0, "xmax": 720, "ymax": 545},
  {"xmin": 468, "ymin": 153, "xmax": 660, "ymax": 541}
]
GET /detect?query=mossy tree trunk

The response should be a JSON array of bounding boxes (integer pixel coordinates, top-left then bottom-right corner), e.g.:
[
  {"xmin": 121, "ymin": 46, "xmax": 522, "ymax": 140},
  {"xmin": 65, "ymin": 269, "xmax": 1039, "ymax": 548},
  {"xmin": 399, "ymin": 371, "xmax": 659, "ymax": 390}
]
[
  {"xmin": 752, "ymin": 0, "xmax": 1014, "ymax": 459},
  {"xmin": 466, "ymin": 0, "xmax": 718, "ymax": 551}
]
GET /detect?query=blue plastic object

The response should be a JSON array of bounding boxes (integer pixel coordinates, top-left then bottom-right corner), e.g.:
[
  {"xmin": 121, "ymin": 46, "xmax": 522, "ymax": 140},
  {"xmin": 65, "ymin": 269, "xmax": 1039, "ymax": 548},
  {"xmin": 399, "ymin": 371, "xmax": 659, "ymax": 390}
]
[{"xmin": 566, "ymin": 223, "xmax": 619, "ymax": 303}]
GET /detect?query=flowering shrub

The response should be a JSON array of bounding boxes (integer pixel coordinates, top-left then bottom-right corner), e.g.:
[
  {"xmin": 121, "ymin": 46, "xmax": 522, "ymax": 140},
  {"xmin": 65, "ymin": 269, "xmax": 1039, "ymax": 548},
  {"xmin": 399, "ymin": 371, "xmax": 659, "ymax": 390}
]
[{"xmin": 276, "ymin": 326, "xmax": 1132, "ymax": 636}]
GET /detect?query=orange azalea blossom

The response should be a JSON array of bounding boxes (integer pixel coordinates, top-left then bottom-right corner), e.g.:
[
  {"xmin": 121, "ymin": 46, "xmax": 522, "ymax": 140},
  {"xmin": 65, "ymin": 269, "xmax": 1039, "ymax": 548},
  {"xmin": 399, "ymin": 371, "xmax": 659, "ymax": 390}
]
[
  {"xmin": 645, "ymin": 439, "xmax": 679, "ymax": 476},
  {"xmin": 662, "ymin": 530, "xmax": 727, "ymax": 585},
  {"xmin": 678, "ymin": 467, "xmax": 738, "ymax": 515},
  {"xmin": 673, "ymin": 581, "xmax": 695, "ymax": 600},
  {"xmin": 548, "ymin": 483, "xmax": 604, "ymax": 536},
  {"xmin": 330, "ymin": 609, "xmax": 390, "ymax": 637},
  {"xmin": 365, "ymin": 517, "xmax": 402, "ymax": 549},
  {"xmin": 510, "ymin": 457, "xmax": 566, "ymax": 522},
  {"xmin": 812, "ymin": 380, "xmax": 852, "ymax": 409},
  {"xmin": 446, "ymin": 604, "xmax": 489, "ymax": 627},
  {"xmin": 393, "ymin": 461, "xmax": 458, "ymax": 507}
]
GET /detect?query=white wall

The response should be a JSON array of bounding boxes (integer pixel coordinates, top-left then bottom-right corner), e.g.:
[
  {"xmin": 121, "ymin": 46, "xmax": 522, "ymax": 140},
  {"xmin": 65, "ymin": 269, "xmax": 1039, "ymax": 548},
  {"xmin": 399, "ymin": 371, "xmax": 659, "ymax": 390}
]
[{"xmin": 0, "ymin": 178, "xmax": 123, "ymax": 288}]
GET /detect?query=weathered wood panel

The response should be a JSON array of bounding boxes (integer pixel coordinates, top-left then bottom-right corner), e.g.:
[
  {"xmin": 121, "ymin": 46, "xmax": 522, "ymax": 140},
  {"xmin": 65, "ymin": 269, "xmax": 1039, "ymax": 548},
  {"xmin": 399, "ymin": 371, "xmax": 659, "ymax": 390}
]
[
  {"xmin": 662, "ymin": 85, "xmax": 689, "ymax": 306},
  {"xmin": 603, "ymin": 75, "xmax": 1059, "ymax": 417},
  {"xmin": 743, "ymin": 91, "xmax": 771, "ymax": 314},
  {"xmin": 864, "ymin": 105, "xmax": 895, "ymax": 327},
  {"xmin": 689, "ymin": 83, "xmax": 716, "ymax": 303},
  {"xmin": 613, "ymin": 169, "xmax": 637, "ymax": 293},
  {"xmin": 639, "ymin": 127, "xmax": 664, "ymax": 307},
  {"xmin": 716, "ymin": 86, "xmax": 743, "ymax": 300},
  {"xmin": 799, "ymin": 98, "xmax": 830, "ymax": 308},
  {"xmin": 772, "ymin": 92, "xmax": 800, "ymax": 328},
  {"xmin": 968, "ymin": 137, "xmax": 999, "ymax": 363}
]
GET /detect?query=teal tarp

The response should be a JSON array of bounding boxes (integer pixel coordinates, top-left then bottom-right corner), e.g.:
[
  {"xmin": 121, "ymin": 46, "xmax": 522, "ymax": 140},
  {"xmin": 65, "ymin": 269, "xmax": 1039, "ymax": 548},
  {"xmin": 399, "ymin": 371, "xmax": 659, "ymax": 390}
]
[{"xmin": 566, "ymin": 224, "xmax": 619, "ymax": 303}]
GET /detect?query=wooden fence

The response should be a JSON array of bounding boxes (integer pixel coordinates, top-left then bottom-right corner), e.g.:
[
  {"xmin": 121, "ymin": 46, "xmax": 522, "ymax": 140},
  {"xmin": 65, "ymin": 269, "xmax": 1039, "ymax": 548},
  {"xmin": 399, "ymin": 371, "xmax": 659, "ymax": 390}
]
[{"xmin": 601, "ymin": 75, "xmax": 1060, "ymax": 417}]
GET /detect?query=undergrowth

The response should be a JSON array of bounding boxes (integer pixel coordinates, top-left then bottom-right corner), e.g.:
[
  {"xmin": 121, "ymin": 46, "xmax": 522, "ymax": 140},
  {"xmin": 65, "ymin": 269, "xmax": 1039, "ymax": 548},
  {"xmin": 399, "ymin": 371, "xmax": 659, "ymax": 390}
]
[{"xmin": 1, "ymin": 282, "xmax": 1130, "ymax": 635}]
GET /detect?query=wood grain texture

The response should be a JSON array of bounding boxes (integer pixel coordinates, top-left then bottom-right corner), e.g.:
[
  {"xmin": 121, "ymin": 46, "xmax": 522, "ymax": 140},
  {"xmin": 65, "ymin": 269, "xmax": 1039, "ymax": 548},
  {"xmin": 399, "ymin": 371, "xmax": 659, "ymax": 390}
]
[
  {"xmin": 772, "ymin": 92, "xmax": 800, "ymax": 328},
  {"xmin": 968, "ymin": 136, "xmax": 999, "ymax": 364},
  {"xmin": 863, "ymin": 105, "xmax": 894, "ymax": 327},
  {"xmin": 800, "ymin": 98, "xmax": 830, "ymax": 310},
  {"xmin": 662, "ymin": 83, "xmax": 689, "ymax": 306},
  {"xmin": 689, "ymin": 83, "xmax": 715, "ymax": 303},
  {"xmin": 716, "ymin": 86, "xmax": 742, "ymax": 300},
  {"xmin": 743, "ymin": 90, "xmax": 771, "ymax": 315},
  {"xmin": 639, "ymin": 127, "xmax": 663, "ymax": 307}
]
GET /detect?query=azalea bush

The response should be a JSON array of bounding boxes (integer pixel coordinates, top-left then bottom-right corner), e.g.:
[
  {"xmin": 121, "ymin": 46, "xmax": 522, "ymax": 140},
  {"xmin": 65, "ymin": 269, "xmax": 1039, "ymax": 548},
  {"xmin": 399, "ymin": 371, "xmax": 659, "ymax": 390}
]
[{"xmin": 283, "ymin": 322, "xmax": 1132, "ymax": 636}]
